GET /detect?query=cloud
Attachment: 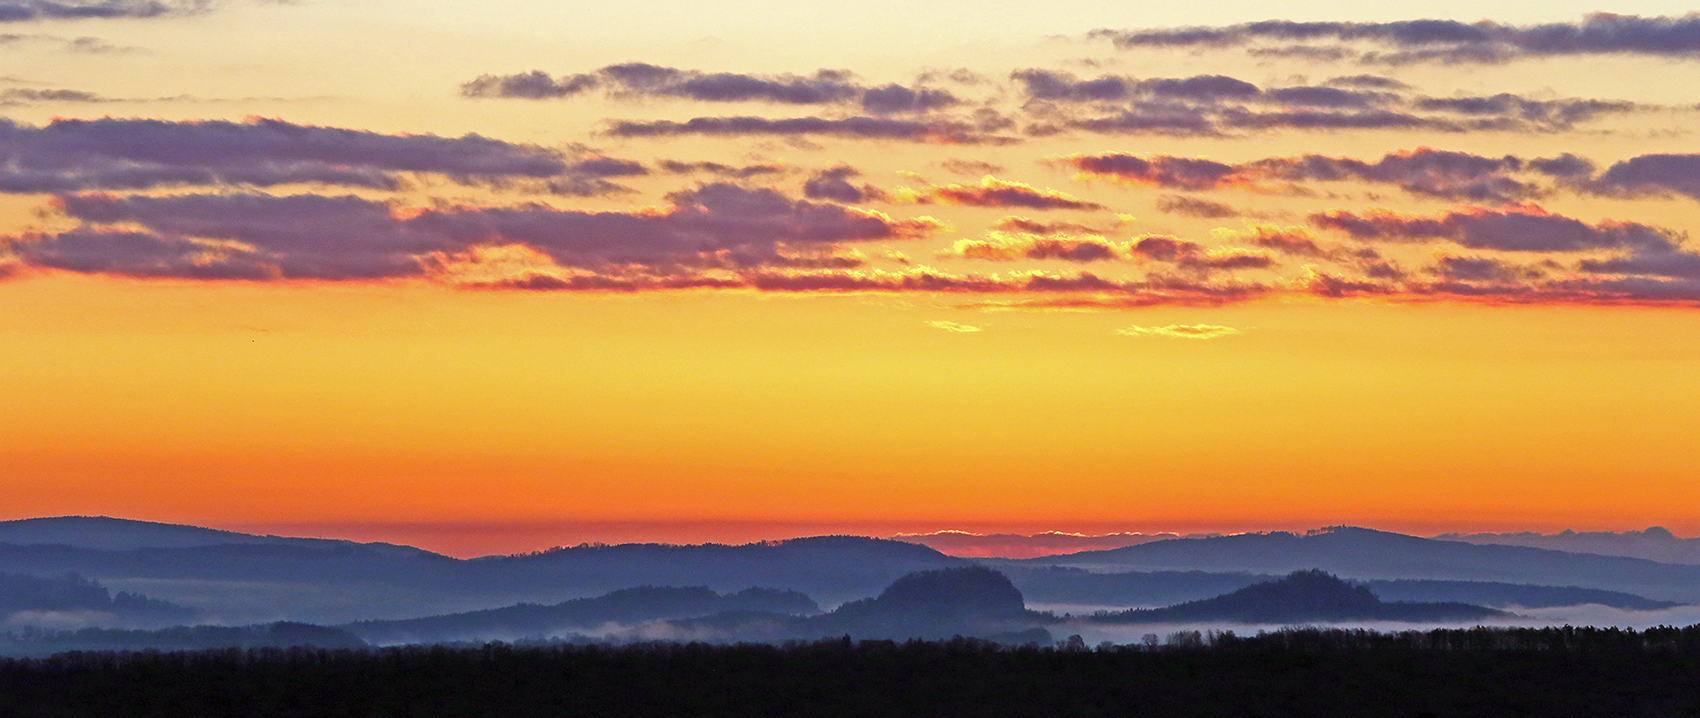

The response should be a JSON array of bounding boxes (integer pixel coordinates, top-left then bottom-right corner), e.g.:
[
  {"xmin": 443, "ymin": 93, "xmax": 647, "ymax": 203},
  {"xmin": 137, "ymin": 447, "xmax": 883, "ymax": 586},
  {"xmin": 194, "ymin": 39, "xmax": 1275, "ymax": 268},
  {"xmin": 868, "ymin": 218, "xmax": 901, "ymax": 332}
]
[
  {"xmin": 1156, "ymin": 195, "xmax": 1241, "ymax": 218},
  {"xmin": 1118, "ymin": 235, "xmax": 1276, "ymax": 272},
  {"xmin": 464, "ymin": 64, "xmax": 961, "ymax": 116},
  {"xmin": 617, "ymin": 65, "xmax": 858, "ymax": 104},
  {"xmin": 1265, "ymin": 85, "xmax": 1389, "ymax": 109},
  {"xmin": 1413, "ymin": 94, "xmax": 1635, "ymax": 129},
  {"xmin": 1304, "ymin": 271, "xmax": 1398, "ymax": 298},
  {"xmin": 1011, "ymin": 70, "xmax": 1585, "ymax": 136},
  {"xmin": 455, "ymin": 262, "xmax": 1281, "ymax": 307},
  {"xmin": 606, "ymin": 115, "xmax": 1002, "ymax": 144},
  {"xmin": 657, "ymin": 160, "xmax": 789, "ymax": 178},
  {"xmin": 1062, "ymin": 107, "xmax": 1216, "ymax": 135},
  {"xmin": 0, "ymin": 87, "xmax": 108, "ymax": 104},
  {"xmin": 1594, "ymin": 154, "xmax": 1700, "ymax": 200},
  {"xmin": 1012, "ymin": 69, "xmax": 1136, "ymax": 102},
  {"xmin": 468, "ymin": 253, "xmax": 1700, "ymax": 307},
  {"xmin": 1252, "ymin": 148, "xmax": 1542, "ymax": 201},
  {"xmin": 1309, "ymin": 204, "xmax": 1680, "ymax": 253},
  {"xmin": 464, "ymin": 65, "xmax": 860, "ymax": 104},
  {"xmin": 942, "ymin": 233, "xmax": 1125, "ymax": 262},
  {"xmin": 1060, "ymin": 153, "xmax": 1237, "ymax": 190},
  {"xmin": 803, "ymin": 166, "xmax": 883, "ymax": 203},
  {"xmin": 1128, "ymin": 236, "xmax": 1199, "ymax": 262},
  {"xmin": 1015, "ymin": 67, "xmax": 1636, "ymax": 136},
  {"xmin": 1180, "ymin": 250, "xmax": 1275, "ymax": 271},
  {"xmin": 1427, "ymin": 255, "xmax": 1546, "ymax": 282},
  {"xmin": 7, "ymin": 183, "xmax": 945, "ymax": 280},
  {"xmin": 892, "ymin": 176, "xmax": 1105, "ymax": 211},
  {"xmin": 0, "ymin": 117, "xmax": 636, "ymax": 195},
  {"xmin": 1326, "ymin": 75, "xmax": 1409, "ymax": 89},
  {"xmin": 861, "ymin": 84, "xmax": 959, "ymax": 114},
  {"xmin": 1528, "ymin": 153, "xmax": 1595, "ymax": 178},
  {"xmin": 1580, "ymin": 247, "xmax": 1700, "ymax": 280},
  {"xmin": 925, "ymin": 320, "xmax": 982, "ymax": 332},
  {"xmin": 1216, "ymin": 107, "xmax": 1464, "ymax": 132},
  {"xmin": 1141, "ymin": 75, "xmax": 1261, "ymax": 101},
  {"xmin": 10, "ymin": 181, "xmax": 1700, "ymax": 307},
  {"xmin": 938, "ymin": 159, "xmax": 1004, "ymax": 175},
  {"xmin": 461, "ymin": 70, "xmax": 598, "ymax": 99},
  {"xmin": 1011, "ymin": 70, "xmax": 1258, "ymax": 103},
  {"xmin": 1063, "ymin": 148, "xmax": 1573, "ymax": 202},
  {"xmin": 0, "ymin": 0, "xmax": 199, "ymax": 22},
  {"xmin": 988, "ymin": 216, "xmax": 1112, "ymax": 235},
  {"xmin": 1235, "ymin": 225, "xmax": 1330, "ymax": 257},
  {"xmin": 62, "ymin": 35, "xmax": 133, "ymax": 53},
  {"xmin": 1116, "ymin": 323, "xmax": 1239, "ymax": 338},
  {"xmin": 1090, "ymin": 14, "xmax": 1700, "ymax": 64}
]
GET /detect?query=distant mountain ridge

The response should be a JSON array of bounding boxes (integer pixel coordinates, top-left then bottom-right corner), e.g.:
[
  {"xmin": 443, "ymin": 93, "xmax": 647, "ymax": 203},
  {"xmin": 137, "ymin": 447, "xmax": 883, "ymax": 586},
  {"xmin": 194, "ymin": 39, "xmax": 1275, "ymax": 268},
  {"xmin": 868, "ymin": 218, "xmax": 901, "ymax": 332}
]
[
  {"xmin": 0, "ymin": 572, "xmax": 196, "ymax": 628},
  {"xmin": 0, "ymin": 518, "xmax": 1691, "ymax": 629},
  {"xmin": 893, "ymin": 531, "xmax": 1200, "ymax": 558},
  {"xmin": 1091, "ymin": 570, "xmax": 1506, "ymax": 625},
  {"xmin": 349, "ymin": 586, "xmax": 819, "ymax": 645},
  {"xmin": 1002, "ymin": 566, "xmax": 1678, "ymax": 611},
  {"xmin": 1023, "ymin": 526, "xmax": 1700, "ymax": 603},
  {"xmin": 683, "ymin": 566, "xmax": 1055, "ymax": 644},
  {"xmin": 0, "ymin": 516, "xmax": 439, "ymax": 557},
  {"xmin": 0, "ymin": 519, "xmax": 967, "ymax": 623},
  {"xmin": 1437, "ymin": 527, "xmax": 1700, "ymax": 566}
]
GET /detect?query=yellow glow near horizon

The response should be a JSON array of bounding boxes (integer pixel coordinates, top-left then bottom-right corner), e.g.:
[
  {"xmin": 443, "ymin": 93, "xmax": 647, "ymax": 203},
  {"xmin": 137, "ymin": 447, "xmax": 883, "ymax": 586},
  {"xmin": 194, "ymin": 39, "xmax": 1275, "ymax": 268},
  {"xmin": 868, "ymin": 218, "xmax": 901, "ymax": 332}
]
[{"xmin": 5, "ymin": 273, "xmax": 1698, "ymax": 550}]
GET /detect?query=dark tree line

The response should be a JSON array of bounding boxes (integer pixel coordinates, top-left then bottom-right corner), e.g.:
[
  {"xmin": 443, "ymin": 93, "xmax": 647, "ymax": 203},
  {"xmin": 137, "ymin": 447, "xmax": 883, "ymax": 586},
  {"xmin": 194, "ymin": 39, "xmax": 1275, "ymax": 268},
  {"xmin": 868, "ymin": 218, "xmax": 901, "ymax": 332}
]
[{"xmin": 3, "ymin": 626, "xmax": 1700, "ymax": 717}]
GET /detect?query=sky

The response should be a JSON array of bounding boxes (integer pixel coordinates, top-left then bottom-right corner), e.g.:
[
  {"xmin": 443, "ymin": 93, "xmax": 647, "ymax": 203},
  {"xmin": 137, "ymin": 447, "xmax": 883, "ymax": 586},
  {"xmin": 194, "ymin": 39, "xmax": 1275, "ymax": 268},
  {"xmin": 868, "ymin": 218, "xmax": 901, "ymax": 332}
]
[{"xmin": 2, "ymin": 0, "xmax": 1700, "ymax": 557}]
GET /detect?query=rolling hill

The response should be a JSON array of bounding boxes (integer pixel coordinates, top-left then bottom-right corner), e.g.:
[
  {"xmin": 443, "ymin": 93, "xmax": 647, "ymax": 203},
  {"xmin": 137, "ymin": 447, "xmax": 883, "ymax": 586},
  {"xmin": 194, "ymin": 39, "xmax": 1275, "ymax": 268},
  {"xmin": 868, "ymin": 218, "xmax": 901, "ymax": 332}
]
[
  {"xmin": 1024, "ymin": 526, "xmax": 1700, "ymax": 603},
  {"xmin": 1089, "ymin": 570, "xmax": 1506, "ymax": 624}
]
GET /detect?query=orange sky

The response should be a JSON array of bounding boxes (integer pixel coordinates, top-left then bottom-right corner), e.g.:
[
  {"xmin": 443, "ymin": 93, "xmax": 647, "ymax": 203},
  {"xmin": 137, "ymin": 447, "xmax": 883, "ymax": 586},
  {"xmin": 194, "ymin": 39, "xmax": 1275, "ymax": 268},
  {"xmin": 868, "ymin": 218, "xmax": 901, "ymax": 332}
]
[
  {"xmin": 3, "ymin": 2, "xmax": 1700, "ymax": 556},
  {"xmin": 4, "ymin": 276, "xmax": 1698, "ymax": 555}
]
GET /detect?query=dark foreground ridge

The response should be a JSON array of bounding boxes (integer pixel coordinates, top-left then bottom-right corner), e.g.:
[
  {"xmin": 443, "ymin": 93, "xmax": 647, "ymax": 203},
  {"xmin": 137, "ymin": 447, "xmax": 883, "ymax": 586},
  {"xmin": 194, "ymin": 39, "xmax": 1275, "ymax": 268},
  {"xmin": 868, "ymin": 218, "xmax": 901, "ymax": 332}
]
[{"xmin": 7, "ymin": 626, "xmax": 1700, "ymax": 717}]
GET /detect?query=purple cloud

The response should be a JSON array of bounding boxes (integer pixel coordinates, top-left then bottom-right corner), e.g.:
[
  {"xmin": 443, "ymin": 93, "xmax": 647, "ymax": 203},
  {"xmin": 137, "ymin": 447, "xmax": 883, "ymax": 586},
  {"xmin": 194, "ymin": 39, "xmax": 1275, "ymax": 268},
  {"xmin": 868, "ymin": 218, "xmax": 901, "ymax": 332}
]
[
  {"xmin": 1311, "ymin": 205, "xmax": 1680, "ymax": 253},
  {"xmin": 1595, "ymin": 154, "xmax": 1700, "ymax": 200},
  {"xmin": 606, "ymin": 115, "xmax": 1000, "ymax": 143},
  {"xmin": 803, "ymin": 166, "xmax": 883, "ymax": 203},
  {"xmin": 10, "ymin": 183, "xmax": 943, "ymax": 281},
  {"xmin": 0, "ymin": 117, "xmax": 636, "ymax": 195},
  {"xmin": 1092, "ymin": 14, "xmax": 1700, "ymax": 64},
  {"xmin": 0, "ymin": 0, "xmax": 188, "ymax": 22},
  {"xmin": 1066, "ymin": 148, "xmax": 1571, "ymax": 203},
  {"xmin": 465, "ymin": 64, "xmax": 960, "ymax": 116}
]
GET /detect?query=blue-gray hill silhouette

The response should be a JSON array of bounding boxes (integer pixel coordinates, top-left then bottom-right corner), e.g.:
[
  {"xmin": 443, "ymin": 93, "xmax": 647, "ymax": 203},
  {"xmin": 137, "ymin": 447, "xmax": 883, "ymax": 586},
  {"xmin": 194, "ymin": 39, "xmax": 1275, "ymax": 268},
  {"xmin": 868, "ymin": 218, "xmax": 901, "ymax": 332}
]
[
  {"xmin": 1001, "ymin": 566, "xmax": 1680, "ymax": 610},
  {"xmin": 0, "ymin": 521, "xmax": 966, "ymax": 623},
  {"xmin": 348, "ymin": 586, "xmax": 818, "ymax": 645},
  {"xmin": 0, "ymin": 516, "xmax": 435, "ymax": 557},
  {"xmin": 2, "ymin": 519, "xmax": 1690, "ymax": 628},
  {"xmin": 1437, "ymin": 526, "xmax": 1700, "ymax": 565},
  {"xmin": 0, "ymin": 571, "xmax": 194, "ymax": 627},
  {"xmin": 683, "ymin": 566, "xmax": 1054, "ymax": 643},
  {"xmin": 1091, "ymin": 570, "xmax": 1505, "ymax": 624},
  {"xmin": 829, "ymin": 566, "xmax": 1031, "ymax": 626},
  {"xmin": 1026, "ymin": 526, "xmax": 1700, "ymax": 603}
]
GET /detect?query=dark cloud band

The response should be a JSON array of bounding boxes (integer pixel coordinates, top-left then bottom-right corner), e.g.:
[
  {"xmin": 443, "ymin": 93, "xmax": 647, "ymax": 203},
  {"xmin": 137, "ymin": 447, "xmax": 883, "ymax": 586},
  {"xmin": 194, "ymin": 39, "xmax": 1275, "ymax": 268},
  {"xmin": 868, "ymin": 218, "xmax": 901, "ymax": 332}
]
[
  {"xmin": 0, "ymin": 0, "xmax": 190, "ymax": 22},
  {"xmin": 1092, "ymin": 14, "xmax": 1700, "ymax": 64},
  {"xmin": 0, "ymin": 117, "xmax": 640, "ymax": 195}
]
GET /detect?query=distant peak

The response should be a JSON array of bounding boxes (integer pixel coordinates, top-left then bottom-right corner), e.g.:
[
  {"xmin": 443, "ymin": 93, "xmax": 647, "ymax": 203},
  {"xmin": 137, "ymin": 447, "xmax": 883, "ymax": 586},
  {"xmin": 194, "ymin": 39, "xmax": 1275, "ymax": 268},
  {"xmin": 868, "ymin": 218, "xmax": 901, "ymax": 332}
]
[{"xmin": 1304, "ymin": 525, "xmax": 1381, "ymax": 536}]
